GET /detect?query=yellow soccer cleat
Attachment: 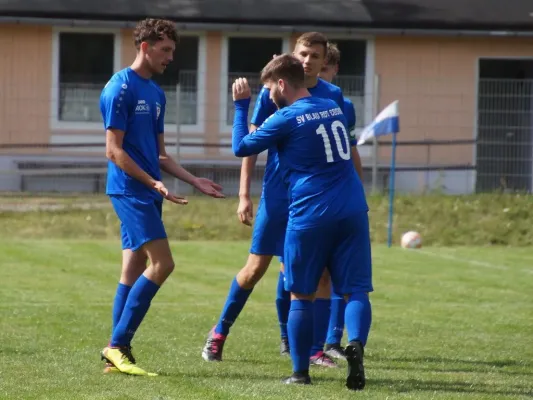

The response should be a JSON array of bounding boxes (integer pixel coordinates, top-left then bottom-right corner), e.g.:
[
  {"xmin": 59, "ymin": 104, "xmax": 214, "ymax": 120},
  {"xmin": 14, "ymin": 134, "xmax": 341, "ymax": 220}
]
[
  {"xmin": 101, "ymin": 346, "xmax": 158, "ymax": 377},
  {"xmin": 103, "ymin": 362, "xmax": 120, "ymax": 374}
]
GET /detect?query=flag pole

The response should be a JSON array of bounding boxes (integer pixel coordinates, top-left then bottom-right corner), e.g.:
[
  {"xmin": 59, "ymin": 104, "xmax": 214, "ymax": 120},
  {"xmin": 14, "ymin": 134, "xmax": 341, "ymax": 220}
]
[
  {"xmin": 387, "ymin": 132, "xmax": 397, "ymax": 248},
  {"xmin": 357, "ymin": 99, "xmax": 399, "ymax": 248}
]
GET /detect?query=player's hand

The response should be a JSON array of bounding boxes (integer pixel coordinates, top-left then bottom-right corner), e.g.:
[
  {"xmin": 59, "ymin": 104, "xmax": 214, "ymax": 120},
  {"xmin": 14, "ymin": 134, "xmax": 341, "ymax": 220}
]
[
  {"xmin": 232, "ymin": 77, "xmax": 251, "ymax": 101},
  {"xmin": 154, "ymin": 181, "xmax": 188, "ymax": 205},
  {"xmin": 192, "ymin": 177, "xmax": 225, "ymax": 198},
  {"xmin": 237, "ymin": 195, "xmax": 254, "ymax": 226}
]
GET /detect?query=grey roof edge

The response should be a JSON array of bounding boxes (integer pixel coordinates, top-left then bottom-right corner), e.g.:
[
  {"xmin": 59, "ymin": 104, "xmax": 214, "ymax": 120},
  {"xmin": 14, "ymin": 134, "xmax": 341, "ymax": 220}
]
[
  {"xmin": 1, "ymin": 9, "xmax": 533, "ymax": 33},
  {"xmin": 2, "ymin": 15, "xmax": 533, "ymax": 37}
]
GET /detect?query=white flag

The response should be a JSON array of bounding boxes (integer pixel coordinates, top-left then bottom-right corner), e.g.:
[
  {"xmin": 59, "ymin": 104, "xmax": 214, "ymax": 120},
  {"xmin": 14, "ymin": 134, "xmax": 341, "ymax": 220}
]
[{"xmin": 357, "ymin": 100, "xmax": 399, "ymax": 145}]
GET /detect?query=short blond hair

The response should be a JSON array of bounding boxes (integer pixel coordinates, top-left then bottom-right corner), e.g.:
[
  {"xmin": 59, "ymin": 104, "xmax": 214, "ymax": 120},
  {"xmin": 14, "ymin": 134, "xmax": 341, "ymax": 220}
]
[
  {"xmin": 325, "ymin": 42, "xmax": 341, "ymax": 66},
  {"xmin": 295, "ymin": 32, "xmax": 328, "ymax": 57}
]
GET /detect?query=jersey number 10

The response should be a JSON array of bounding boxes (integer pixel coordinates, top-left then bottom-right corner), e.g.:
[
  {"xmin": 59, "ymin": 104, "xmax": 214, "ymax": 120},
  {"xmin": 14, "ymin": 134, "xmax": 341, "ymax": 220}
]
[{"xmin": 316, "ymin": 120, "xmax": 351, "ymax": 163}]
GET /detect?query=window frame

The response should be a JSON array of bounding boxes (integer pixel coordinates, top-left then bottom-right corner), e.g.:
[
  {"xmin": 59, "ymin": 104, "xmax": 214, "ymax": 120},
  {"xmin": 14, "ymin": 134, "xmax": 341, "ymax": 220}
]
[
  {"xmin": 219, "ymin": 32, "xmax": 291, "ymax": 135},
  {"xmin": 50, "ymin": 26, "xmax": 122, "ymax": 131},
  {"xmin": 50, "ymin": 27, "xmax": 206, "ymax": 135},
  {"xmin": 162, "ymin": 31, "xmax": 207, "ymax": 135}
]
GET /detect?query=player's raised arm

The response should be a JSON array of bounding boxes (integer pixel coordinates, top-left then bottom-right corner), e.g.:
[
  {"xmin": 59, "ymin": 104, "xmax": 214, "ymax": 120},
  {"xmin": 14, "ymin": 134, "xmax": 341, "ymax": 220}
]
[
  {"xmin": 237, "ymin": 85, "xmax": 277, "ymax": 224},
  {"xmin": 231, "ymin": 78, "xmax": 289, "ymax": 157},
  {"xmin": 237, "ymin": 125, "xmax": 257, "ymax": 226},
  {"xmin": 239, "ymin": 132, "xmax": 258, "ymax": 197}
]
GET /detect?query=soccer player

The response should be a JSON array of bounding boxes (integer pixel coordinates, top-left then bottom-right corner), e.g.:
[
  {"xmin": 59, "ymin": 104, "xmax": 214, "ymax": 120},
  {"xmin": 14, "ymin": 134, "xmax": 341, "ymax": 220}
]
[
  {"xmin": 231, "ymin": 54, "xmax": 373, "ymax": 389},
  {"xmin": 272, "ymin": 41, "xmax": 367, "ymax": 363},
  {"xmin": 99, "ymin": 18, "xmax": 224, "ymax": 376},
  {"xmin": 202, "ymin": 32, "xmax": 349, "ymax": 368},
  {"xmin": 318, "ymin": 41, "xmax": 365, "ymax": 360}
]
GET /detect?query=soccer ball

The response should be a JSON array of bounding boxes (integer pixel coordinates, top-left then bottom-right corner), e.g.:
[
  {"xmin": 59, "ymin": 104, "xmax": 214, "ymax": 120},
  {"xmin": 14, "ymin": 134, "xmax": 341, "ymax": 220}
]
[{"xmin": 401, "ymin": 231, "xmax": 422, "ymax": 249}]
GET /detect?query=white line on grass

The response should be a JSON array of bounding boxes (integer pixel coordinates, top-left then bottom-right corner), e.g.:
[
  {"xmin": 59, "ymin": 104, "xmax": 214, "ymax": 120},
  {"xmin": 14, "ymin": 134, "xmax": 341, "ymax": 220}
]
[{"xmin": 414, "ymin": 249, "xmax": 533, "ymax": 275}]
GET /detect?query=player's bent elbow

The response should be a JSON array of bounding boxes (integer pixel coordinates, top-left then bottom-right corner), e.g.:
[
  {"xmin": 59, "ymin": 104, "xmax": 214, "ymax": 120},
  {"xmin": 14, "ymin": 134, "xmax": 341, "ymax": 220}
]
[
  {"xmin": 106, "ymin": 147, "xmax": 120, "ymax": 163},
  {"xmin": 232, "ymin": 145, "xmax": 249, "ymax": 158},
  {"xmin": 105, "ymin": 149, "xmax": 114, "ymax": 162}
]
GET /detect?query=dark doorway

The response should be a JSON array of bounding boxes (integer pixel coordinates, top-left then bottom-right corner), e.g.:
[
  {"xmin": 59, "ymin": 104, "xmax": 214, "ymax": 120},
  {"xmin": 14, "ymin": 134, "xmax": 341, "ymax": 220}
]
[{"xmin": 476, "ymin": 59, "xmax": 533, "ymax": 192}]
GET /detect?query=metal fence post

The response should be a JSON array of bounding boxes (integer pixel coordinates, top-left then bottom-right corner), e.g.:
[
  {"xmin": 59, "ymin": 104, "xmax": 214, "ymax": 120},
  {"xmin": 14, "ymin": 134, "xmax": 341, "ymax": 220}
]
[
  {"xmin": 174, "ymin": 82, "xmax": 182, "ymax": 194},
  {"xmin": 371, "ymin": 74, "xmax": 380, "ymax": 194}
]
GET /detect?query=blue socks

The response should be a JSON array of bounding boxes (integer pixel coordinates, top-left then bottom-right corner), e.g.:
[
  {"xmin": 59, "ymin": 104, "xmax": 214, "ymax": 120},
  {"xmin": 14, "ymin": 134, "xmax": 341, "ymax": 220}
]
[
  {"xmin": 288, "ymin": 299, "xmax": 314, "ymax": 373},
  {"xmin": 345, "ymin": 292, "xmax": 372, "ymax": 346},
  {"xmin": 215, "ymin": 277, "xmax": 253, "ymax": 336},
  {"xmin": 310, "ymin": 298, "xmax": 331, "ymax": 355},
  {"xmin": 275, "ymin": 272, "xmax": 291, "ymax": 339},
  {"xmin": 112, "ymin": 283, "xmax": 132, "ymax": 333},
  {"xmin": 111, "ymin": 275, "xmax": 160, "ymax": 347},
  {"xmin": 326, "ymin": 292, "xmax": 346, "ymax": 345}
]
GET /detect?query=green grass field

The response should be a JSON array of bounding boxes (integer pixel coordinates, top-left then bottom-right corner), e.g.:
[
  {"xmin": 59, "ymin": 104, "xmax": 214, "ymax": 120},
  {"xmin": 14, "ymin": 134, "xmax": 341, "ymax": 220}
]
[{"xmin": 1, "ymin": 240, "xmax": 532, "ymax": 399}]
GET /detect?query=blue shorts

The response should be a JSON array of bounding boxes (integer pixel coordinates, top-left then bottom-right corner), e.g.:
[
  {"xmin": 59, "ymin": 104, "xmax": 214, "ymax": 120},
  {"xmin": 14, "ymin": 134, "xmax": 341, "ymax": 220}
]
[
  {"xmin": 283, "ymin": 211, "xmax": 373, "ymax": 295},
  {"xmin": 249, "ymin": 196, "xmax": 288, "ymax": 257},
  {"xmin": 110, "ymin": 195, "xmax": 167, "ymax": 252}
]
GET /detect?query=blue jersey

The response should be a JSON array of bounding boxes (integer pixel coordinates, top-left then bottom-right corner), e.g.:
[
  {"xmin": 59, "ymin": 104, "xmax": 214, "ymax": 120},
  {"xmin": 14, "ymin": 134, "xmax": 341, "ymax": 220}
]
[
  {"xmin": 250, "ymin": 78, "xmax": 345, "ymax": 201},
  {"xmin": 233, "ymin": 96, "xmax": 368, "ymax": 230},
  {"xmin": 343, "ymin": 97, "xmax": 357, "ymax": 143},
  {"xmin": 100, "ymin": 67, "xmax": 165, "ymax": 199}
]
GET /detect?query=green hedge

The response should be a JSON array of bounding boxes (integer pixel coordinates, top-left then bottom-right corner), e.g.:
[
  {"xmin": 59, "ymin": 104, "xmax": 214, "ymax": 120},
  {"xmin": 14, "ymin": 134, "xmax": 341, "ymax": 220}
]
[{"xmin": 0, "ymin": 193, "xmax": 531, "ymax": 246}]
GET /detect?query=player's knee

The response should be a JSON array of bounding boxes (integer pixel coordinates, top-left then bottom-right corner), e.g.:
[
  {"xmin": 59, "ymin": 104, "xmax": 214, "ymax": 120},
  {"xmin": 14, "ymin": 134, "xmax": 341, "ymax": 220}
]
[
  {"xmin": 120, "ymin": 251, "xmax": 148, "ymax": 285},
  {"xmin": 152, "ymin": 259, "xmax": 175, "ymax": 277},
  {"xmin": 237, "ymin": 254, "xmax": 273, "ymax": 288},
  {"xmin": 164, "ymin": 260, "xmax": 176, "ymax": 274},
  {"xmin": 120, "ymin": 266, "xmax": 145, "ymax": 285}
]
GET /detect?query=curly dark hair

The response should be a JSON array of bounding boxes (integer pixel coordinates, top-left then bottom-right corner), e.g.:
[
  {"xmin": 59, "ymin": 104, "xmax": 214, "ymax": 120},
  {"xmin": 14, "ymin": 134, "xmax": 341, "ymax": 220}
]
[{"xmin": 133, "ymin": 18, "xmax": 179, "ymax": 49}]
